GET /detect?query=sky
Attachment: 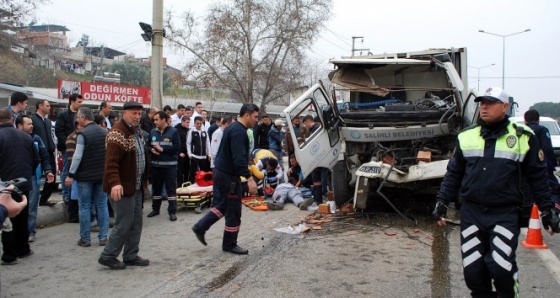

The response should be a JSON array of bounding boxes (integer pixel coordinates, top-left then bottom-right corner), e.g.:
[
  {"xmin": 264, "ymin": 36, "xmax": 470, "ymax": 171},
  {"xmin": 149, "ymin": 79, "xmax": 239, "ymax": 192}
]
[{"xmin": 36, "ymin": 0, "xmax": 560, "ymax": 113}]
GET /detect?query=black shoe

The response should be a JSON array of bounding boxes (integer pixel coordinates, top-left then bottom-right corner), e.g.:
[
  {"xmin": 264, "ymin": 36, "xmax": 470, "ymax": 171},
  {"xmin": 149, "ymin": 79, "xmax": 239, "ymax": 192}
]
[
  {"xmin": 98, "ymin": 257, "xmax": 126, "ymax": 270},
  {"xmin": 18, "ymin": 250, "xmax": 34, "ymax": 259},
  {"xmin": 192, "ymin": 226, "xmax": 207, "ymax": 246},
  {"xmin": 77, "ymin": 239, "xmax": 91, "ymax": 247},
  {"xmin": 147, "ymin": 210, "xmax": 160, "ymax": 217},
  {"xmin": 169, "ymin": 213, "xmax": 177, "ymax": 221},
  {"xmin": 123, "ymin": 256, "xmax": 150, "ymax": 266},
  {"xmin": 223, "ymin": 245, "xmax": 248, "ymax": 255},
  {"xmin": 1, "ymin": 259, "xmax": 18, "ymax": 265},
  {"xmin": 39, "ymin": 201, "xmax": 56, "ymax": 207}
]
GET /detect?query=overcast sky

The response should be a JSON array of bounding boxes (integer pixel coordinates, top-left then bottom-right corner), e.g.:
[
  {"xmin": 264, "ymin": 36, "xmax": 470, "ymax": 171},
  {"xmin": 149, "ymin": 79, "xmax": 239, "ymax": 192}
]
[{"xmin": 37, "ymin": 0, "xmax": 560, "ymax": 113}]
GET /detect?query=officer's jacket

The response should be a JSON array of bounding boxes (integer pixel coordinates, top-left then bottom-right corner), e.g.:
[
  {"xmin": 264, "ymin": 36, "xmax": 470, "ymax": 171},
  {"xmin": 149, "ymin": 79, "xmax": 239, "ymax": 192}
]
[
  {"xmin": 526, "ymin": 122, "xmax": 557, "ymax": 171},
  {"xmin": 437, "ymin": 118, "xmax": 553, "ymax": 209},
  {"xmin": 148, "ymin": 126, "xmax": 180, "ymax": 167}
]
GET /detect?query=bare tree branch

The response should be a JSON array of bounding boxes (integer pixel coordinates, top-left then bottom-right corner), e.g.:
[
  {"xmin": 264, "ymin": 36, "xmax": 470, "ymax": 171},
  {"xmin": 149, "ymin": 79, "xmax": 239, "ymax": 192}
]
[{"xmin": 165, "ymin": 0, "xmax": 332, "ymax": 113}]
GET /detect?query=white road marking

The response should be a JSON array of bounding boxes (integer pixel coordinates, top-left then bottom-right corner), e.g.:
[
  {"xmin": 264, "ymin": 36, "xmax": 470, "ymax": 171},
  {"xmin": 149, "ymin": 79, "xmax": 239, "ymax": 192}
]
[{"xmin": 520, "ymin": 228, "xmax": 560, "ymax": 285}]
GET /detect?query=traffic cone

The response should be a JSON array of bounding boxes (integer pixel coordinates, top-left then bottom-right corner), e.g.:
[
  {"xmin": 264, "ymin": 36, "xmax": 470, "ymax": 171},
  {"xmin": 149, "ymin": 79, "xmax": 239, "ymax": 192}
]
[{"xmin": 521, "ymin": 204, "xmax": 548, "ymax": 249}]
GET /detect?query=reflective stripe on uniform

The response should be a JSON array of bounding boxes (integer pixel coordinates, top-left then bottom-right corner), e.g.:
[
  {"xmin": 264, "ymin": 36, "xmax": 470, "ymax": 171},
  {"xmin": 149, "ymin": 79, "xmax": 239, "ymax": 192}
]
[
  {"xmin": 462, "ymin": 225, "xmax": 479, "ymax": 238},
  {"xmin": 494, "ymin": 224, "xmax": 514, "ymax": 240},
  {"xmin": 463, "ymin": 251, "xmax": 482, "ymax": 268},
  {"xmin": 493, "ymin": 236, "xmax": 512, "ymax": 256},
  {"xmin": 458, "ymin": 123, "xmax": 531, "ymax": 162},
  {"xmin": 492, "ymin": 251, "xmax": 513, "ymax": 271}
]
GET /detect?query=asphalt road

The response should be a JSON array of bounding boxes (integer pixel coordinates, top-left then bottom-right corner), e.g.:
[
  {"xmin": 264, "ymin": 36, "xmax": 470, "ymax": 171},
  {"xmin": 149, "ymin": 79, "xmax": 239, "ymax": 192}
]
[{"xmin": 1, "ymin": 198, "xmax": 559, "ymax": 297}]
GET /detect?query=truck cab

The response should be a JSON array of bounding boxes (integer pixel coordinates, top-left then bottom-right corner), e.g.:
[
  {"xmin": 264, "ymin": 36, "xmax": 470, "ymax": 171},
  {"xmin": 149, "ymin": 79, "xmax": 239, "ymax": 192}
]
[{"xmin": 284, "ymin": 48, "xmax": 479, "ymax": 210}]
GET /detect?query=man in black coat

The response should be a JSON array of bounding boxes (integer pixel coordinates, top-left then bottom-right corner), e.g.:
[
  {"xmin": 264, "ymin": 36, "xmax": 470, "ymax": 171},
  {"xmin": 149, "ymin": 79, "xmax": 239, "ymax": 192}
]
[
  {"xmin": 31, "ymin": 100, "xmax": 57, "ymax": 206},
  {"xmin": 0, "ymin": 108, "xmax": 39, "ymax": 265},
  {"xmin": 55, "ymin": 94, "xmax": 83, "ymax": 221},
  {"xmin": 174, "ymin": 115, "xmax": 191, "ymax": 186},
  {"xmin": 254, "ymin": 114, "xmax": 272, "ymax": 150}
]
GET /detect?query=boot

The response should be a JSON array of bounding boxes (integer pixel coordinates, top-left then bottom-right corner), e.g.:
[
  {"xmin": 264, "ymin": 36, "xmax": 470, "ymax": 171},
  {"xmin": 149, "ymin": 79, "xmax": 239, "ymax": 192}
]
[
  {"xmin": 148, "ymin": 199, "xmax": 161, "ymax": 217},
  {"xmin": 222, "ymin": 230, "xmax": 248, "ymax": 254}
]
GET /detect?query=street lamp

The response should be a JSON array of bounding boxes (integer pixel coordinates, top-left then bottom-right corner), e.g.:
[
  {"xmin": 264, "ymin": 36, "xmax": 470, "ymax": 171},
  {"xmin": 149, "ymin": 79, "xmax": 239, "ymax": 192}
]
[
  {"xmin": 469, "ymin": 63, "xmax": 495, "ymax": 92},
  {"xmin": 478, "ymin": 29, "xmax": 531, "ymax": 89}
]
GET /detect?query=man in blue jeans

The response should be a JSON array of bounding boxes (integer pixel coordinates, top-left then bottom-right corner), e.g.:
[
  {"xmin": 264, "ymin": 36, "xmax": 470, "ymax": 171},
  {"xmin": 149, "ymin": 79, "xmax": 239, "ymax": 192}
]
[{"xmin": 65, "ymin": 107, "xmax": 108, "ymax": 247}]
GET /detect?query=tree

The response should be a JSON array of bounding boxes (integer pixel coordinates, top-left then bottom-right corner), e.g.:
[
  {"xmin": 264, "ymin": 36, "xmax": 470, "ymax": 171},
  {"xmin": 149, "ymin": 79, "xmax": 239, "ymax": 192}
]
[
  {"xmin": 105, "ymin": 62, "xmax": 150, "ymax": 87},
  {"xmin": 104, "ymin": 62, "xmax": 173, "ymax": 90},
  {"xmin": 529, "ymin": 102, "xmax": 560, "ymax": 119},
  {"xmin": 0, "ymin": 0, "xmax": 50, "ymax": 25},
  {"xmin": 165, "ymin": 0, "xmax": 332, "ymax": 113}
]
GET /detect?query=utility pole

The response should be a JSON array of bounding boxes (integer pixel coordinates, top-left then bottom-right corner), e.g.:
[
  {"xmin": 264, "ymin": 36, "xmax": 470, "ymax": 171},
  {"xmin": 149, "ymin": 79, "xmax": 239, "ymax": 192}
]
[
  {"xmin": 151, "ymin": 0, "xmax": 164, "ymax": 108},
  {"xmin": 351, "ymin": 36, "xmax": 369, "ymax": 57}
]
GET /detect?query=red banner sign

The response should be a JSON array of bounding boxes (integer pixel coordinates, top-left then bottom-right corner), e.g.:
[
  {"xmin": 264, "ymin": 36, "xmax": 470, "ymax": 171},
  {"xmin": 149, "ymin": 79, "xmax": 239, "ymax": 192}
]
[{"xmin": 58, "ymin": 80, "xmax": 151, "ymax": 105}]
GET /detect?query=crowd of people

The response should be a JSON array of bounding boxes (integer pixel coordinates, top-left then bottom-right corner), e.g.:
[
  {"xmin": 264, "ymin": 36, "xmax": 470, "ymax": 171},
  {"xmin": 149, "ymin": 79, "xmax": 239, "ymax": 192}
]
[{"xmin": 0, "ymin": 92, "xmax": 328, "ymax": 269}]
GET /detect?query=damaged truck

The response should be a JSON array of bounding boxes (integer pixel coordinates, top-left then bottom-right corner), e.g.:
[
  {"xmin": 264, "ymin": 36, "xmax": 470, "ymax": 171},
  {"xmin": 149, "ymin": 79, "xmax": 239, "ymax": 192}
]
[{"xmin": 284, "ymin": 48, "xmax": 480, "ymax": 214}]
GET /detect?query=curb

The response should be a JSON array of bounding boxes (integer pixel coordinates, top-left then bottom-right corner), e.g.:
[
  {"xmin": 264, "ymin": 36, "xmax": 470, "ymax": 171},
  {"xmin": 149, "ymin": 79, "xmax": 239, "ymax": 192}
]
[{"xmin": 37, "ymin": 202, "xmax": 66, "ymax": 227}]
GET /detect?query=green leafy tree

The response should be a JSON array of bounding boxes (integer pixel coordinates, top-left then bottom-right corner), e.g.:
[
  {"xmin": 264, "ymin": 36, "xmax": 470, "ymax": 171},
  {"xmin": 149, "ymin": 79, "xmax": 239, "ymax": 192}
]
[
  {"xmin": 165, "ymin": 0, "xmax": 332, "ymax": 113},
  {"xmin": 529, "ymin": 102, "xmax": 560, "ymax": 119},
  {"xmin": 105, "ymin": 62, "xmax": 150, "ymax": 87}
]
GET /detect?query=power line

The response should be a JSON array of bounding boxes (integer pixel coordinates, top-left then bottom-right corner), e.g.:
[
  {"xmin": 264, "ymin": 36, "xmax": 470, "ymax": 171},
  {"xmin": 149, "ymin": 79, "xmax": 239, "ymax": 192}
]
[
  {"xmin": 114, "ymin": 39, "xmax": 144, "ymax": 50},
  {"xmin": 309, "ymin": 46, "xmax": 333, "ymax": 60},
  {"xmin": 469, "ymin": 76, "xmax": 560, "ymax": 79},
  {"xmin": 318, "ymin": 35, "xmax": 349, "ymax": 52},
  {"xmin": 42, "ymin": 17, "xmax": 138, "ymax": 37},
  {"xmin": 324, "ymin": 28, "xmax": 352, "ymax": 47}
]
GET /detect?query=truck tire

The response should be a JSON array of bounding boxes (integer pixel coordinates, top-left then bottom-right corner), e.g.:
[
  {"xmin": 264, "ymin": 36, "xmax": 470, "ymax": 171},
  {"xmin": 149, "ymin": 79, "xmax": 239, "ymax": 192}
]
[{"xmin": 332, "ymin": 160, "xmax": 352, "ymax": 207}]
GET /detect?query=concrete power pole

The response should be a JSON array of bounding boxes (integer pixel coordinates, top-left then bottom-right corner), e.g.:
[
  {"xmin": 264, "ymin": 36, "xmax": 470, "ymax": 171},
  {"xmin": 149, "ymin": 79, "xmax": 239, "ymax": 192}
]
[{"xmin": 151, "ymin": 0, "xmax": 164, "ymax": 108}]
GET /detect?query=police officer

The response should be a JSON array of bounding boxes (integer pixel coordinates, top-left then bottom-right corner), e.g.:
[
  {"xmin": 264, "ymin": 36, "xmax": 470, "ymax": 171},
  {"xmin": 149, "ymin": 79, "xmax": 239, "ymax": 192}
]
[
  {"xmin": 191, "ymin": 103, "xmax": 259, "ymax": 255},
  {"xmin": 524, "ymin": 109, "xmax": 557, "ymax": 176},
  {"xmin": 147, "ymin": 112, "xmax": 180, "ymax": 221},
  {"xmin": 433, "ymin": 87, "xmax": 560, "ymax": 297}
]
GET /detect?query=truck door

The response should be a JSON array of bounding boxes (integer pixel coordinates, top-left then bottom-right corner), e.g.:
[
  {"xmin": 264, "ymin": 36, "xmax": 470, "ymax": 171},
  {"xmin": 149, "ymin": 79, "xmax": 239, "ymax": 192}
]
[
  {"xmin": 461, "ymin": 90, "xmax": 480, "ymax": 127},
  {"xmin": 283, "ymin": 82, "xmax": 342, "ymax": 178}
]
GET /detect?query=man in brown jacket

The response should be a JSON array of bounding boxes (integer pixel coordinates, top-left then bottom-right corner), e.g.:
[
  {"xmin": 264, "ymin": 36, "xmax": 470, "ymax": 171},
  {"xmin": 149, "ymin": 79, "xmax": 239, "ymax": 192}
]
[{"xmin": 98, "ymin": 102, "xmax": 149, "ymax": 270}]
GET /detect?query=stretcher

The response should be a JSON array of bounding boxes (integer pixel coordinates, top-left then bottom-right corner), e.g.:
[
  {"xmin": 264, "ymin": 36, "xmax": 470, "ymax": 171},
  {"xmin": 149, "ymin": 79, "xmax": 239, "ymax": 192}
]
[
  {"xmin": 241, "ymin": 196, "xmax": 269, "ymax": 211},
  {"xmin": 176, "ymin": 182, "xmax": 213, "ymax": 213}
]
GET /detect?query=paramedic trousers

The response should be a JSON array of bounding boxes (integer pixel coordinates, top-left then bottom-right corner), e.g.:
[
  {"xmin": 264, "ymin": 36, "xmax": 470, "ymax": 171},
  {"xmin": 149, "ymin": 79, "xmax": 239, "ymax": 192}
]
[
  {"xmin": 193, "ymin": 169, "xmax": 242, "ymax": 250},
  {"xmin": 151, "ymin": 166, "xmax": 177, "ymax": 214},
  {"xmin": 460, "ymin": 200, "xmax": 520, "ymax": 298}
]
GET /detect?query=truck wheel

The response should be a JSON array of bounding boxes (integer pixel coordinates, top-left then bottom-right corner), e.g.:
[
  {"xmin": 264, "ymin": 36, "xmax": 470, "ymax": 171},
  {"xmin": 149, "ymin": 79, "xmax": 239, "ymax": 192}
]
[{"xmin": 332, "ymin": 160, "xmax": 351, "ymax": 207}]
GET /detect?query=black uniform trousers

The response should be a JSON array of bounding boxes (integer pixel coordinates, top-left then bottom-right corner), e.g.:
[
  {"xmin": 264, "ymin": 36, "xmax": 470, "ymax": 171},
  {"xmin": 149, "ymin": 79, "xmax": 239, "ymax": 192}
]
[
  {"xmin": 312, "ymin": 168, "xmax": 323, "ymax": 205},
  {"xmin": 460, "ymin": 201, "xmax": 520, "ymax": 298},
  {"xmin": 193, "ymin": 169, "xmax": 242, "ymax": 250},
  {"xmin": 39, "ymin": 152, "xmax": 57, "ymax": 204},
  {"xmin": 177, "ymin": 156, "xmax": 190, "ymax": 187},
  {"xmin": 151, "ymin": 166, "xmax": 177, "ymax": 214},
  {"xmin": 1, "ymin": 192, "xmax": 31, "ymax": 263}
]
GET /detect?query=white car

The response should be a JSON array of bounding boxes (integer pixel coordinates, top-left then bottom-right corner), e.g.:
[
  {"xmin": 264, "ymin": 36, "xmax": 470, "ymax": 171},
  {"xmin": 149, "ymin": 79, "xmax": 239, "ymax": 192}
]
[{"xmin": 510, "ymin": 116, "xmax": 560, "ymax": 163}]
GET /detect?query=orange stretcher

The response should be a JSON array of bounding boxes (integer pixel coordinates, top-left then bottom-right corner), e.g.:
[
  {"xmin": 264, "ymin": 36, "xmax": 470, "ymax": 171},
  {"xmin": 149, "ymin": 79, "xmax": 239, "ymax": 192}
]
[
  {"xmin": 241, "ymin": 196, "xmax": 268, "ymax": 211},
  {"xmin": 176, "ymin": 182, "xmax": 213, "ymax": 213}
]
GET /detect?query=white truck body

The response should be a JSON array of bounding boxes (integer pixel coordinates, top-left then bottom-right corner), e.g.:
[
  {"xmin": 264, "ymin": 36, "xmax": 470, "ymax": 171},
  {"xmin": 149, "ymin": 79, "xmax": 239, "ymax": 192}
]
[{"xmin": 284, "ymin": 48, "xmax": 480, "ymax": 210}]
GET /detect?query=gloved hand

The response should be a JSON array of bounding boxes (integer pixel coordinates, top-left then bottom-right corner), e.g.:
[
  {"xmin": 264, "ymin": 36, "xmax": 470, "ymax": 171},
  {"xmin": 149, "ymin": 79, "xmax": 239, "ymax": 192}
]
[
  {"xmin": 432, "ymin": 201, "xmax": 448, "ymax": 220},
  {"xmin": 541, "ymin": 209, "xmax": 560, "ymax": 233}
]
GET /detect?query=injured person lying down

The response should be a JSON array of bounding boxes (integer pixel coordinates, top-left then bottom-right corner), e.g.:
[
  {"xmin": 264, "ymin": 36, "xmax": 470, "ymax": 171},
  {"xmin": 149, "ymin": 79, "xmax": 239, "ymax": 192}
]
[{"xmin": 267, "ymin": 176, "xmax": 314, "ymax": 211}]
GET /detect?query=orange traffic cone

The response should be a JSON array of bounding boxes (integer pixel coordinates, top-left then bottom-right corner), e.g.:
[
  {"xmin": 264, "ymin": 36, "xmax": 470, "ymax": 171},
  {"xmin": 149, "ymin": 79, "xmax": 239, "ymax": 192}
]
[{"xmin": 521, "ymin": 204, "xmax": 548, "ymax": 249}]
